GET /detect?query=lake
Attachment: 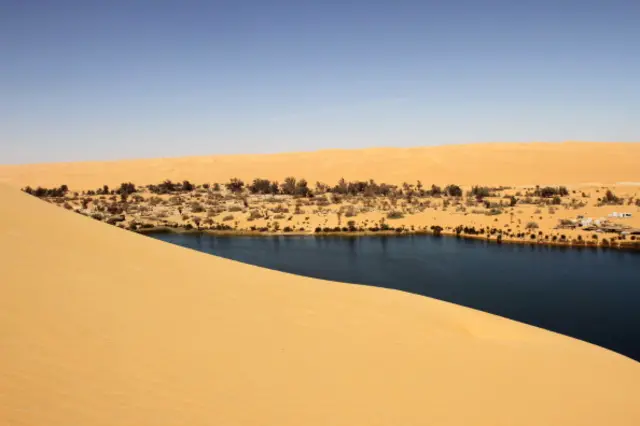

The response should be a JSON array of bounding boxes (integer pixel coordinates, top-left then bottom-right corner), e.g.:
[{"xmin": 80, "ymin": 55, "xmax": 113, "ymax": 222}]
[{"xmin": 149, "ymin": 233, "xmax": 640, "ymax": 361}]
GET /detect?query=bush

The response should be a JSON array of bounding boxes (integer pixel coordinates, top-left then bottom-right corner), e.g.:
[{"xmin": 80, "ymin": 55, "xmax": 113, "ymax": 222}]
[
  {"xmin": 470, "ymin": 186, "xmax": 491, "ymax": 199},
  {"xmin": 247, "ymin": 210, "xmax": 263, "ymax": 221},
  {"xmin": 525, "ymin": 221, "xmax": 539, "ymax": 230},
  {"xmin": 228, "ymin": 205, "xmax": 243, "ymax": 212},
  {"xmin": 430, "ymin": 185, "xmax": 442, "ymax": 197},
  {"xmin": 249, "ymin": 178, "xmax": 272, "ymax": 194},
  {"xmin": 225, "ymin": 178, "xmax": 244, "ymax": 193},
  {"xmin": 444, "ymin": 184, "xmax": 463, "ymax": 197},
  {"xmin": 535, "ymin": 186, "xmax": 568, "ymax": 198},
  {"xmin": 190, "ymin": 202, "xmax": 205, "ymax": 213},
  {"xmin": 181, "ymin": 180, "xmax": 194, "ymax": 191},
  {"xmin": 387, "ymin": 211, "xmax": 404, "ymax": 219},
  {"xmin": 280, "ymin": 177, "xmax": 297, "ymax": 195},
  {"xmin": 222, "ymin": 214, "xmax": 234, "ymax": 221},
  {"xmin": 344, "ymin": 205, "xmax": 357, "ymax": 217},
  {"xmin": 27, "ymin": 185, "xmax": 69, "ymax": 198},
  {"xmin": 602, "ymin": 190, "xmax": 622, "ymax": 205}
]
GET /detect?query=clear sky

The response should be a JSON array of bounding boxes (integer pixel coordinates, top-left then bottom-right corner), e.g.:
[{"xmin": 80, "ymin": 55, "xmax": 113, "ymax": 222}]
[{"xmin": 1, "ymin": 0, "xmax": 638, "ymax": 164}]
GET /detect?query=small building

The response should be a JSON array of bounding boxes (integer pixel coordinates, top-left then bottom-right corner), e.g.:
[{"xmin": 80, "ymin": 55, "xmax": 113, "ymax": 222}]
[{"xmin": 609, "ymin": 212, "xmax": 633, "ymax": 218}]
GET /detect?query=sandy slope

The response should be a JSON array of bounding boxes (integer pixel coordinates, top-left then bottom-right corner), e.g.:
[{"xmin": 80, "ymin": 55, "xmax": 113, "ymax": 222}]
[
  {"xmin": 1, "ymin": 142, "xmax": 639, "ymax": 189},
  {"xmin": 2, "ymin": 186, "xmax": 640, "ymax": 425}
]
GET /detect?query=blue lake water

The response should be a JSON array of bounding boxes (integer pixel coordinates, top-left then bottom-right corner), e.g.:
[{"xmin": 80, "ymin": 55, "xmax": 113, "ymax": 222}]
[{"xmin": 149, "ymin": 233, "xmax": 640, "ymax": 361}]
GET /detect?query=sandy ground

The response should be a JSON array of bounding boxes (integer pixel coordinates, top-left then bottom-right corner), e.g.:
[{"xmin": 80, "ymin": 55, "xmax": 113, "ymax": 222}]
[
  {"xmin": 2, "ymin": 142, "xmax": 640, "ymax": 189},
  {"xmin": 25, "ymin": 182, "xmax": 640, "ymax": 249},
  {"xmin": 2, "ymin": 155, "xmax": 640, "ymax": 424},
  {"xmin": 4, "ymin": 142, "xmax": 639, "ymax": 249}
]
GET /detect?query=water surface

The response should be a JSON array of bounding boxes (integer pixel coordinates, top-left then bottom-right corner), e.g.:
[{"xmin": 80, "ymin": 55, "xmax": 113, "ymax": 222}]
[{"xmin": 149, "ymin": 233, "xmax": 640, "ymax": 361}]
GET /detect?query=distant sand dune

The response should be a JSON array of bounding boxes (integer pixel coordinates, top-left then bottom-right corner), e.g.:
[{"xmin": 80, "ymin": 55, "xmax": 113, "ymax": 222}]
[
  {"xmin": 1, "ymin": 179, "xmax": 640, "ymax": 425},
  {"xmin": 1, "ymin": 142, "xmax": 639, "ymax": 189}
]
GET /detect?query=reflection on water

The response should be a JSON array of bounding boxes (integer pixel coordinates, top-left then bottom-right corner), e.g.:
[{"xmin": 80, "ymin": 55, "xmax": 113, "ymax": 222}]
[{"xmin": 149, "ymin": 233, "xmax": 640, "ymax": 361}]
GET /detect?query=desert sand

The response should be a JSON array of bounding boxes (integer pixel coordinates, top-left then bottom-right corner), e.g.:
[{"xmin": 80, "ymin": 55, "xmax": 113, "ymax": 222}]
[
  {"xmin": 2, "ymin": 144, "xmax": 640, "ymax": 425},
  {"xmin": 2, "ymin": 142, "xmax": 640, "ymax": 189}
]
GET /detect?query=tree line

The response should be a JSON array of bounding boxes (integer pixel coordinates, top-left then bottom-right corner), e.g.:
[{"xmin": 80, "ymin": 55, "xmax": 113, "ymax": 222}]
[{"xmin": 23, "ymin": 178, "xmax": 574, "ymax": 201}]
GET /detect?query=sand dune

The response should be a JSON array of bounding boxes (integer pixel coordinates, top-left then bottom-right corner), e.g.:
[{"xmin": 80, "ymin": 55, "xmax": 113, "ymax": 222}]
[
  {"xmin": 2, "ymin": 183, "xmax": 640, "ymax": 425},
  {"xmin": 1, "ymin": 142, "xmax": 639, "ymax": 189}
]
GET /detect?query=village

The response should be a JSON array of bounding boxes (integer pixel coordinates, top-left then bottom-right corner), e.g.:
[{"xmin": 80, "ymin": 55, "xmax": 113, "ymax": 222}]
[{"xmin": 558, "ymin": 212, "xmax": 640, "ymax": 236}]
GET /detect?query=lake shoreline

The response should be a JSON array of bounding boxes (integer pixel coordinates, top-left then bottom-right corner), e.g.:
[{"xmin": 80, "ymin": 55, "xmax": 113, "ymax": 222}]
[{"xmin": 137, "ymin": 225, "xmax": 640, "ymax": 252}]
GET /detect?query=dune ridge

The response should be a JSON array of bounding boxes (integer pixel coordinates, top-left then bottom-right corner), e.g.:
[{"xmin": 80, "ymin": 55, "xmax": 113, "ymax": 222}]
[
  {"xmin": 1, "ymin": 142, "xmax": 639, "ymax": 189},
  {"xmin": 1, "ymin": 183, "xmax": 640, "ymax": 425}
]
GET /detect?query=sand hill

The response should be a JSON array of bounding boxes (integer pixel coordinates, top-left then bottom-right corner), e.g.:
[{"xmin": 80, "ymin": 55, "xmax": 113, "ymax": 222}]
[
  {"xmin": 1, "ymin": 142, "xmax": 639, "ymax": 189},
  {"xmin": 1, "ymin": 178, "xmax": 640, "ymax": 423}
]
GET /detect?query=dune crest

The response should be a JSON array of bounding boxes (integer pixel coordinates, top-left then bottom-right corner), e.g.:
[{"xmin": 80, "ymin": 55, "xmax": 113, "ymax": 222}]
[
  {"xmin": 1, "ymin": 142, "xmax": 639, "ymax": 189},
  {"xmin": 1, "ymin": 184, "xmax": 640, "ymax": 425}
]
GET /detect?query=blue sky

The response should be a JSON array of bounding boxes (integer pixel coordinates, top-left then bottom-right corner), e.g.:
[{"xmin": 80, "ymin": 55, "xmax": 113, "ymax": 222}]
[{"xmin": 1, "ymin": 0, "xmax": 638, "ymax": 164}]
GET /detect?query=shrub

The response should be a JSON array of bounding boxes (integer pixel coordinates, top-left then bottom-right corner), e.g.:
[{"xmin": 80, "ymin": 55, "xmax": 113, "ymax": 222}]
[
  {"xmin": 225, "ymin": 178, "xmax": 244, "ymax": 193},
  {"xmin": 295, "ymin": 179, "xmax": 310, "ymax": 197},
  {"xmin": 190, "ymin": 202, "xmax": 205, "ymax": 213},
  {"xmin": 430, "ymin": 185, "xmax": 442, "ymax": 197},
  {"xmin": 280, "ymin": 177, "xmax": 297, "ymax": 195},
  {"xmin": 228, "ymin": 205, "xmax": 243, "ymax": 212},
  {"xmin": 315, "ymin": 196, "xmax": 330, "ymax": 207},
  {"xmin": 249, "ymin": 178, "xmax": 272, "ymax": 194},
  {"xmin": 601, "ymin": 190, "xmax": 622, "ymax": 205},
  {"xmin": 535, "ymin": 186, "xmax": 568, "ymax": 198},
  {"xmin": 470, "ymin": 186, "xmax": 491, "ymax": 199},
  {"xmin": 148, "ymin": 180, "xmax": 178, "ymax": 194},
  {"xmin": 387, "ymin": 211, "xmax": 404, "ymax": 219},
  {"xmin": 272, "ymin": 204, "xmax": 289, "ymax": 213},
  {"xmin": 181, "ymin": 180, "xmax": 194, "ymax": 191},
  {"xmin": 525, "ymin": 221, "xmax": 539, "ymax": 230},
  {"xmin": 28, "ymin": 185, "xmax": 70, "ymax": 198},
  {"xmin": 222, "ymin": 214, "xmax": 234, "ymax": 221},
  {"xmin": 116, "ymin": 182, "xmax": 136, "ymax": 195},
  {"xmin": 444, "ymin": 184, "xmax": 463, "ymax": 197},
  {"xmin": 247, "ymin": 210, "xmax": 263, "ymax": 221}
]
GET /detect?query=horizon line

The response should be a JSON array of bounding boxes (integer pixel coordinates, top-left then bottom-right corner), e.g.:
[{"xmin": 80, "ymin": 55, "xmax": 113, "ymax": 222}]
[{"xmin": 2, "ymin": 140, "xmax": 639, "ymax": 167}]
